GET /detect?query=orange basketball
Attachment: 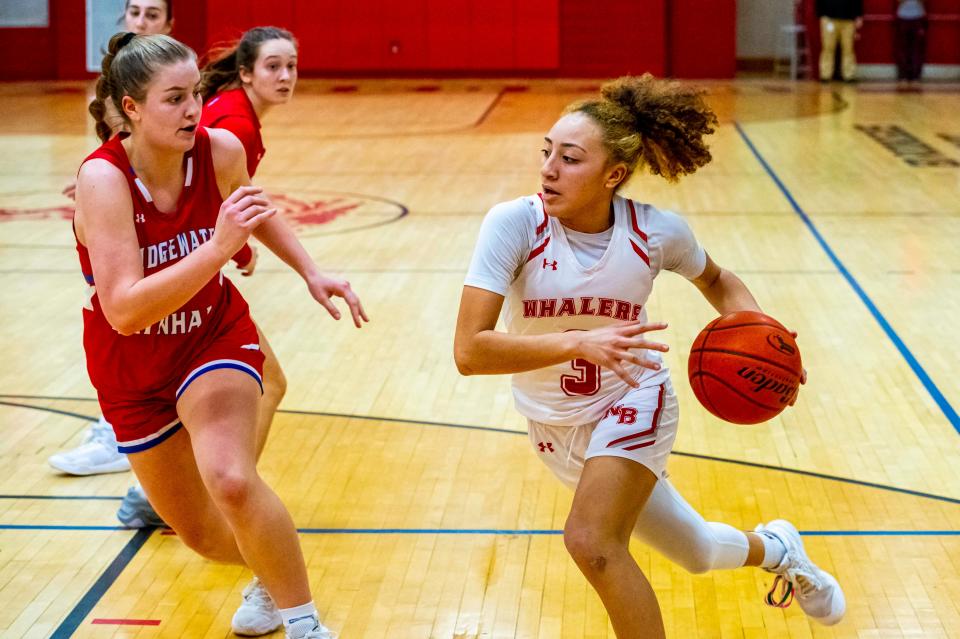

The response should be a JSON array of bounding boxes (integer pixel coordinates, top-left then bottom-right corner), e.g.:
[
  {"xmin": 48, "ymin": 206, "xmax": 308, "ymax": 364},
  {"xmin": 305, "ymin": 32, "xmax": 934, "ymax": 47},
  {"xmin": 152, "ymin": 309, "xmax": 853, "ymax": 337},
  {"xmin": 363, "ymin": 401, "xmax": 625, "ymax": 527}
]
[{"xmin": 687, "ymin": 311, "xmax": 802, "ymax": 425}]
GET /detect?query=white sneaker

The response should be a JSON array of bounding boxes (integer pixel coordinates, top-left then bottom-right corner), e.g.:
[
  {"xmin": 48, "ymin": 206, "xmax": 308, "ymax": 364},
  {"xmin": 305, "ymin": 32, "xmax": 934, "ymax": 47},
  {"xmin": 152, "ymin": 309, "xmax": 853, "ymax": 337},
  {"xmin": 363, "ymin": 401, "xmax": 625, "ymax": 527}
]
[
  {"xmin": 286, "ymin": 614, "xmax": 336, "ymax": 639},
  {"xmin": 48, "ymin": 417, "xmax": 130, "ymax": 476},
  {"xmin": 757, "ymin": 519, "xmax": 846, "ymax": 625},
  {"xmin": 232, "ymin": 577, "xmax": 282, "ymax": 636},
  {"xmin": 116, "ymin": 485, "xmax": 165, "ymax": 528}
]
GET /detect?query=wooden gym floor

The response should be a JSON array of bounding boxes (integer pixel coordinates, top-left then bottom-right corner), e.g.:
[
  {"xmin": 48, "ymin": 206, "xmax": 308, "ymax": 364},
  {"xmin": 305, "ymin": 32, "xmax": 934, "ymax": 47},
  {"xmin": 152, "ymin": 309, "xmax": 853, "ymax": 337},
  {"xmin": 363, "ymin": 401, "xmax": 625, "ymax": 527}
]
[{"xmin": 0, "ymin": 78, "xmax": 958, "ymax": 638}]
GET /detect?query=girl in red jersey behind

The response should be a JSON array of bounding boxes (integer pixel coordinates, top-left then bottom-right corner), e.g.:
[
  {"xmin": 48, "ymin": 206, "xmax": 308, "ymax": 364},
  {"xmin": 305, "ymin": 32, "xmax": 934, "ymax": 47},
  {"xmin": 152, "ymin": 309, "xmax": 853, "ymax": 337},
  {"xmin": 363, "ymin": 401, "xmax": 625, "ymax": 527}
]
[
  {"xmin": 76, "ymin": 33, "xmax": 363, "ymax": 639},
  {"xmin": 199, "ymin": 27, "xmax": 296, "ymax": 193},
  {"xmin": 454, "ymin": 75, "xmax": 844, "ymax": 637}
]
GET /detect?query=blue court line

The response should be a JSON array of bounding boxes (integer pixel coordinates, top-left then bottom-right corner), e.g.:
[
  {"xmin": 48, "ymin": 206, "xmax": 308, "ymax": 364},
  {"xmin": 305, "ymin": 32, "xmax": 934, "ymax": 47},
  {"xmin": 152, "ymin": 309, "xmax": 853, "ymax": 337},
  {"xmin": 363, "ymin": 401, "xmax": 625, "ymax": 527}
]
[
  {"xmin": 2, "ymin": 395, "xmax": 958, "ymax": 505},
  {"xmin": 734, "ymin": 122, "xmax": 960, "ymax": 435},
  {"xmin": 2, "ymin": 524, "xmax": 957, "ymax": 536},
  {"xmin": 50, "ymin": 528, "xmax": 153, "ymax": 639}
]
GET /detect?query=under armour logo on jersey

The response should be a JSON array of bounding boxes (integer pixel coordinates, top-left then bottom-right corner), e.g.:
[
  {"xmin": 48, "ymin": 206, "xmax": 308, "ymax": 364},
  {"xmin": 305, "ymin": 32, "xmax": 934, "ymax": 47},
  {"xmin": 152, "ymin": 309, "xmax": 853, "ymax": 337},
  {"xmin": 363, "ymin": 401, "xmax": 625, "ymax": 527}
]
[
  {"xmin": 537, "ymin": 441, "xmax": 555, "ymax": 453},
  {"xmin": 135, "ymin": 213, "xmax": 146, "ymax": 223},
  {"xmin": 542, "ymin": 258, "xmax": 558, "ymax": 270}
]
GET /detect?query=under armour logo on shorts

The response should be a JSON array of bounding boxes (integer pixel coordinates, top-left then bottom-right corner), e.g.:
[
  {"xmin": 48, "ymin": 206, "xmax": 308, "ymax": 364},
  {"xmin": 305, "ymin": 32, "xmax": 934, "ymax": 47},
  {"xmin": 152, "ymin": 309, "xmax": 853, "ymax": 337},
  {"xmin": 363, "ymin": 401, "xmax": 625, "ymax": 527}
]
[{"xmin": 537, "ymin": 441, "xmax": 555, "ymax": 453}]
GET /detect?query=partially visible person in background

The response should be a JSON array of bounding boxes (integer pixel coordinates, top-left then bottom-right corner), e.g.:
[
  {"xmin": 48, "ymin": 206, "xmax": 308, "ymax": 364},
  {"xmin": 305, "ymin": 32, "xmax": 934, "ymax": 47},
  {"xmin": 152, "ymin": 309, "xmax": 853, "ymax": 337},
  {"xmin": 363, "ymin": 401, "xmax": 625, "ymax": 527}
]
[
  {"xmin": 895, "ymin": 0, "xmax": 927, "ymax": 82},
  {"xmin": 816, "ymin": 0, "xmax": 864, "ymax": 82}
]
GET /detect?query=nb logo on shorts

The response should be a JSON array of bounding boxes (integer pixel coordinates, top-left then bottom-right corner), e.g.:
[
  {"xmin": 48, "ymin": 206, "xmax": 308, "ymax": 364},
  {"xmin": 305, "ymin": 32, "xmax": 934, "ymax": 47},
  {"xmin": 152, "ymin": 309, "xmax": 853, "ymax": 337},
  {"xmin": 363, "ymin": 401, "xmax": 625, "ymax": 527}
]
[
  {"xmin": 537, "ymin": 441, "xmax": 555, "ymax": 453},
  {"xmin": 542, "ymin": 258, "xmax": 558, "ymax": 271},
  {"xmin": 606, "ymin": 405, "xmax": 638, "ymax": 425}
]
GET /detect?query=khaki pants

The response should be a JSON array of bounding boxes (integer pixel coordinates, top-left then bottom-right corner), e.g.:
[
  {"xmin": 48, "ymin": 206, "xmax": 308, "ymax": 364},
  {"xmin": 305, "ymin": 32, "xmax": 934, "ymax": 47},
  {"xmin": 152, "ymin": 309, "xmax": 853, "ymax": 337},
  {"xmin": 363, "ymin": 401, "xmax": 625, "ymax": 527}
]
[{"xmin": 819, "ymin": 17, "xmax": 857, "ymax": 80}]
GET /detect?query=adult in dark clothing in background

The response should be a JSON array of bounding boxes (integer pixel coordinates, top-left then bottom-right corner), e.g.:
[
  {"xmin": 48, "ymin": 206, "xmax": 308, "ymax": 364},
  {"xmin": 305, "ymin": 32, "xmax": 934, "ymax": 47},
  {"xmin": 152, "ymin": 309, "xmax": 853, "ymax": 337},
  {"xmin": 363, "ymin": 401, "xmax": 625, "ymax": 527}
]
[{"xmin": 895, "ymin": 0, "xmax": 927, "ymax": 81}]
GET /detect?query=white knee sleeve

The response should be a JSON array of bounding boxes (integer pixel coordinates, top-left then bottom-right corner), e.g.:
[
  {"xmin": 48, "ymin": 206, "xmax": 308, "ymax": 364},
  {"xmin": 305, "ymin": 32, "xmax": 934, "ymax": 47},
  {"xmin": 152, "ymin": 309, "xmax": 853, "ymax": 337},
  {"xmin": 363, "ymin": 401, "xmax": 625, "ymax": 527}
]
[{"xmin": 631, "ymin": 478, "xmax": 749, "ymax": 574}]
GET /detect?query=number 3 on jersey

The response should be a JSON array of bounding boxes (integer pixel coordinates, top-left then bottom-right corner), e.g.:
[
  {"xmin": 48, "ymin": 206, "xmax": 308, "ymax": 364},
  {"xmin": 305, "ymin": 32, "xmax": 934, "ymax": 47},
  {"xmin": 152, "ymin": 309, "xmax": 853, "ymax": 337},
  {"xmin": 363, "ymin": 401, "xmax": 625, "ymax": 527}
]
[{"xmin": 561, "ymin": 358, "xmax": 601, "ymax": 396}]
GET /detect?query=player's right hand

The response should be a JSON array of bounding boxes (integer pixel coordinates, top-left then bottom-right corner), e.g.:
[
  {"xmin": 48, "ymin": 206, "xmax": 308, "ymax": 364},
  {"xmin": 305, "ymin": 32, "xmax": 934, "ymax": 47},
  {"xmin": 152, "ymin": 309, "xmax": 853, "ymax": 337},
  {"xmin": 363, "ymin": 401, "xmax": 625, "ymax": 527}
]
[
  {"xmin": 573, "ymin": 321, "xmax": 669, "ymax": 388},
  {"xmin": 214, "ymin": 186, "xmax": 275, "ymax": 257}
]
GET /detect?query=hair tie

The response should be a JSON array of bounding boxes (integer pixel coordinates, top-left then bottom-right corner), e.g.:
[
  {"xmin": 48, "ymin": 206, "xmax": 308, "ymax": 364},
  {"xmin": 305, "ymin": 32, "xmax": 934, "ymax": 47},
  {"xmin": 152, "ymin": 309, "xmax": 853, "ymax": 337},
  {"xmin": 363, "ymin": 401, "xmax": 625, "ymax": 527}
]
[{"xmin": 118, "ymin": 32, "xmax": 136, "ymax": 49}]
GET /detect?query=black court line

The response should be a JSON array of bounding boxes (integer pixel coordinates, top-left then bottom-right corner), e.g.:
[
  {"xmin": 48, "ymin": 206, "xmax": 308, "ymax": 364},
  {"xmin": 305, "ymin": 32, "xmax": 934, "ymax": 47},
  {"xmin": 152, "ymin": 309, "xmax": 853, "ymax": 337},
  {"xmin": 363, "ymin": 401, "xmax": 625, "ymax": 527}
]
[
  {"xmin": 735, "ymin": 122, "xmax": 960, "ymax": 436},
  {"xmin": 3, "ymin": 395, "xmax": 956, "ymax": 637},
  {"xmin": 0, "ymin": 399, "xmax": 96, "ymax": 423},
  {"xmin": 0, "ymin": 267, "xmax": 848, "ymax": 277},
  {"xmin": 3, "ymin": 524, "xmax": 958, "ymax": 537},
  {"xmin": 49, "ymin": 528, "xmax": 153, "ymax": 639},
  {"xmin": 2, "ymin": 395, "xmax": 958, "ymax": 505}
]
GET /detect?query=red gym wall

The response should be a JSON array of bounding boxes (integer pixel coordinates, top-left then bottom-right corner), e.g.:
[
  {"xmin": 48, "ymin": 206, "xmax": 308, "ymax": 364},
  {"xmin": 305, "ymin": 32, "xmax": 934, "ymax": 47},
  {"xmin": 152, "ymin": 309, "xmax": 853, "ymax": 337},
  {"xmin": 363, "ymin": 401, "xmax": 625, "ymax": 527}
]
[
  {"xmin": 802, "ymin": 0, "xmax": 960, "ymax": 74},
  {"xmin": 1, "ymin": 0, "xmax": 736, "ymax": 80}
]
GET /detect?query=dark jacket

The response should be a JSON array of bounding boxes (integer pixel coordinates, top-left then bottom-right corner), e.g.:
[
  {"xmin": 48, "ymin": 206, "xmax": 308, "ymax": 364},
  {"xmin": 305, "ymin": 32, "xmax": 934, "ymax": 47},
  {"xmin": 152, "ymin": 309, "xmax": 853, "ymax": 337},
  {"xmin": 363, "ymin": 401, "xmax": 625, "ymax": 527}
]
[{"xmin": 816, "ymin": 0, "xmax": 864, "ymax": 19}]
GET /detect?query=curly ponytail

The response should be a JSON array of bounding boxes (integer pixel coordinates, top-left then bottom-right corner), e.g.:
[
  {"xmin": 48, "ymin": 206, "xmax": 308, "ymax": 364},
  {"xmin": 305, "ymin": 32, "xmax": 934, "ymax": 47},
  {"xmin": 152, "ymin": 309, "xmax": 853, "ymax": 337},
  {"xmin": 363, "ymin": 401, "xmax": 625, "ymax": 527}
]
[
  {"xmin": 88, "ymin": 32, "xmax": 195, "ymax": 142},
  {"xmin": 566, "ymin": 73, "xmax": 718, "ymax": 185},
  {"xmin": 200, "ymin": 26, "xmax": 297, "ymax": 102}
]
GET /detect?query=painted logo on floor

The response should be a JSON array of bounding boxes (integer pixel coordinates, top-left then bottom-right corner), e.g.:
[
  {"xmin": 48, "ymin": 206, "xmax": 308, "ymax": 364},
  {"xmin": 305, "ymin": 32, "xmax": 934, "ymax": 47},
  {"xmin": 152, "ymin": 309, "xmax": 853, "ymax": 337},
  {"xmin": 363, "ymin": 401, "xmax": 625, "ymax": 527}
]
[{"xmin": 0, "ymin": 191, "xmax": 408, "ymax": 236}]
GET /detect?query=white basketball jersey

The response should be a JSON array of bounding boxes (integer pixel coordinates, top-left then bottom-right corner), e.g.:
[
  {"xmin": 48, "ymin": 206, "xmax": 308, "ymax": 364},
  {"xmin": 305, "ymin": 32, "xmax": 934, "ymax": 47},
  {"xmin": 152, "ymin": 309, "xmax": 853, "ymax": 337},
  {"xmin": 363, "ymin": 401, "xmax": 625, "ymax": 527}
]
[{"xmin": 465, "ymin": 193, "xmax": 706, "ymax": 426}]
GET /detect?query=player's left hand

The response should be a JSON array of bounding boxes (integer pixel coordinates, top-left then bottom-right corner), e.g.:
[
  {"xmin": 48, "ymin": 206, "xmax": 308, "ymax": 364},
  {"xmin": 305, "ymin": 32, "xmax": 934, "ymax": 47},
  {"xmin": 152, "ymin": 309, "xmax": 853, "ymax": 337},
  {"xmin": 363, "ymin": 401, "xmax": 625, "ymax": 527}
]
[
  {"xmin": 789, "ymin": 329, "xmax": 808, "ymax": 388},
  {"xmin": 306, "ymin": 274, "xmax": 369, "ymax": 328}
]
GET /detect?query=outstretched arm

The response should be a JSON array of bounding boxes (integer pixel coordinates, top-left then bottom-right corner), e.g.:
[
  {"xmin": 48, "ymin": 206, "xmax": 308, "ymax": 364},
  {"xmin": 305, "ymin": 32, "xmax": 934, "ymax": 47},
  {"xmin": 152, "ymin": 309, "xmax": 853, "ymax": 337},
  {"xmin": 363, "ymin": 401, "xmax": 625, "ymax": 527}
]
[{"xmin": 208, "ymin": 128, "xmax": 368, "ymax": 327}]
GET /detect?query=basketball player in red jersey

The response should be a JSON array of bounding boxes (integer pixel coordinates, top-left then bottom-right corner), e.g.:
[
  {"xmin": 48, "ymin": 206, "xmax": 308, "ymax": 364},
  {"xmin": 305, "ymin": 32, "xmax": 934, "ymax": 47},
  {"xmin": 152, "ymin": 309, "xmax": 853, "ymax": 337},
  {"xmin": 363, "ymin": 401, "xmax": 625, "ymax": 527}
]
[
  {"xmin": 454, "ymin": 75, "xmax": 844, "ymax": 637},
  {"xmin": 76, "ymin": 33, "xmax": 361, "ymax": 638},
  {"xmin": 199, "ymin": 27, "xmax": 295, "ymax": 189},
  {"xmin": 51, "ymin": 6, "xmax": 284, "ymax": 545}
]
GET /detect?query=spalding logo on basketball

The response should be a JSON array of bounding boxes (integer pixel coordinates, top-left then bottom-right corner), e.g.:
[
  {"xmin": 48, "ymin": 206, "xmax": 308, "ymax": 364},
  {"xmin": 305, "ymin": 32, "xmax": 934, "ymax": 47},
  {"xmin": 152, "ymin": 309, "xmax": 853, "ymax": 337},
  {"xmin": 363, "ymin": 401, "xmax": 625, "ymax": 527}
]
[{"xmin": 687, "ymin": 310, "xmax": 802, "ymax": 425}]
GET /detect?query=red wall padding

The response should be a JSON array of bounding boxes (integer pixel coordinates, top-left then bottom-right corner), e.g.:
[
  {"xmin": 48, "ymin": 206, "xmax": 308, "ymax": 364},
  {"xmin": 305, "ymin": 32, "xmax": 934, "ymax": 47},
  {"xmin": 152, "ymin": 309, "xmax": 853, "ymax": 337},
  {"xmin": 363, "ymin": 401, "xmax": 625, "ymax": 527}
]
[
  {"xmin": 1, "ymin": 0, "xmax": 750, "ymax": 80},
  {"xmin": 0, "ymin": 28, "xmax": 55, "ymax": 80},
  {"xmin": 668, "ymin": 0, "xmax": 736, "ymax": 77},
  {"xmin": 204, "ymin": 0, "xmax": 559, "ymax": 72},
  {"xmin": 559, "ymin": 0, "xmax": 667, "ymax": 77}
]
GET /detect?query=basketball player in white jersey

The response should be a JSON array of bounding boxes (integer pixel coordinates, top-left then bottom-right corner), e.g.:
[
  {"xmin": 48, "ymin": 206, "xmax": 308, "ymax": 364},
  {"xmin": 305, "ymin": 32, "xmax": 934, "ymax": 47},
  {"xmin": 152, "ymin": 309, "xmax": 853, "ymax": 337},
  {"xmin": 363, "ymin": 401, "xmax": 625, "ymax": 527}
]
[{"xmin": 454, "ymin": 75, "xmax": 845, "ymax": 637}]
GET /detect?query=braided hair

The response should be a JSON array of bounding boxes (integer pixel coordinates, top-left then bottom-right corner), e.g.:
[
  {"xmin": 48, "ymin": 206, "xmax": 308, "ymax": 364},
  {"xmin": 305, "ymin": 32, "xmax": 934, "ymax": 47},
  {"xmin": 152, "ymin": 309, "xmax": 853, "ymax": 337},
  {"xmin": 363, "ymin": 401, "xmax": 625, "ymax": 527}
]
[{"xmin": 88, "ymin": 32, "xmax": 195, "ymax": 142}]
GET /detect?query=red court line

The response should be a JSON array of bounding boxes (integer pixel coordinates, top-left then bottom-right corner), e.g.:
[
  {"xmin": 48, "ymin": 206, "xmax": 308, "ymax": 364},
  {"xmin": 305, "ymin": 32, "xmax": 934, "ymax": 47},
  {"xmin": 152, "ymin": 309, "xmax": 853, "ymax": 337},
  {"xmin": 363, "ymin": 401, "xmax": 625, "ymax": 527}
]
[{"xmin": 92, "ymin": 618, "xmax": 161, "ymax": 626}]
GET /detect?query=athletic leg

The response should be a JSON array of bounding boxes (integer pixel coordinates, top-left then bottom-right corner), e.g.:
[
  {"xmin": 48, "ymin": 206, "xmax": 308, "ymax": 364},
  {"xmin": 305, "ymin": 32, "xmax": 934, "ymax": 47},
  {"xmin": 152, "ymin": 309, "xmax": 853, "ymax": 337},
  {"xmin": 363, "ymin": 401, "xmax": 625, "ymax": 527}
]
[
  {"xmin": 254, "ymin": 324, "xmax": 286, "ymax": 458},
  {"xmin": 176, "ymin": 368, "xmax": 310, "ymax": 608},
  {"xmin": 564, "ymin": 456, "xmax": 664, "ymax": 639}
]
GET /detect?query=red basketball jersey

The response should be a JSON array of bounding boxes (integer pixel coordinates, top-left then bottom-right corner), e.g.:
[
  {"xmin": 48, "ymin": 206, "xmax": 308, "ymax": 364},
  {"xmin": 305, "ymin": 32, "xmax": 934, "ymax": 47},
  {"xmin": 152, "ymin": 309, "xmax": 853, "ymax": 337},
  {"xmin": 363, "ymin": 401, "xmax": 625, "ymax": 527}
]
[
  {"xmin": 201, "ymin": 88, "xmax": 265, "ymax": 177},
  {"xmin": 76, "ymin": 127, "xmax": 252, "ymax": 395}
]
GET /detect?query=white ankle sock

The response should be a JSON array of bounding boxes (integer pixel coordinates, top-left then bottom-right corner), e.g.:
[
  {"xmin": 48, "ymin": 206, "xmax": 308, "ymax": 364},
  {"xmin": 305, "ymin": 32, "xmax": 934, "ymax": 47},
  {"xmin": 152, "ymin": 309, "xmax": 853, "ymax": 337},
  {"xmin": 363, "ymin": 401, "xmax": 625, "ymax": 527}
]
[
  {"xmin": 280, "ymin": 601, "xmax": 317, "ymax": 627},
  {"xmin": 757, "ymin": 531, "xmax": 787, "ymax": 569}
]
